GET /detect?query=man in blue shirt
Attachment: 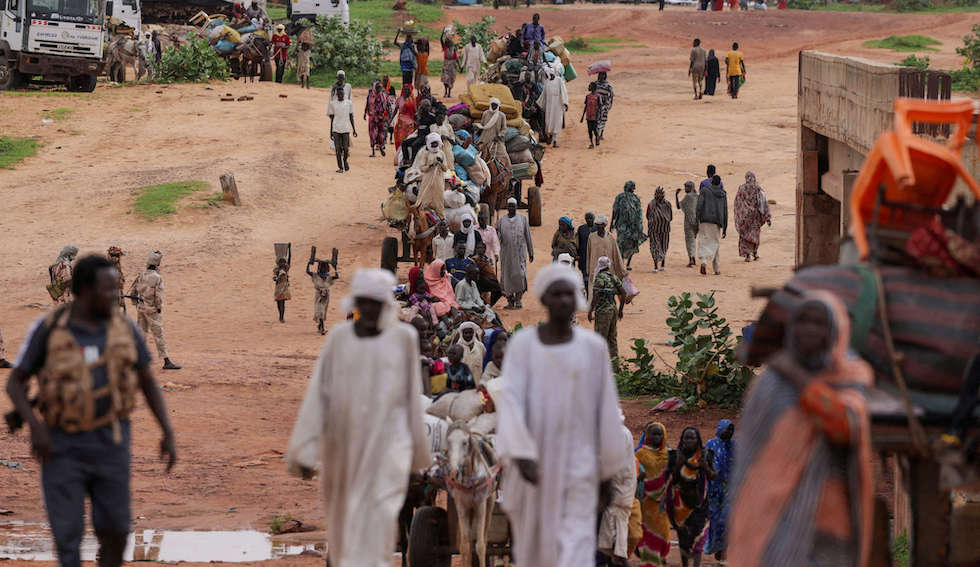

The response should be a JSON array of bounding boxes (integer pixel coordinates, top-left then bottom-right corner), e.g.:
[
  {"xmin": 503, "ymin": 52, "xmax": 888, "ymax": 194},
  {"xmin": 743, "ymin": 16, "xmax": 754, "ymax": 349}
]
[
  {"xmin": 521, "ymin": 13, "xmax": 546, "ymax": 61},
  {"xmin": 445, "ymin": 241, "xmax": 476, "ymax": 287}
]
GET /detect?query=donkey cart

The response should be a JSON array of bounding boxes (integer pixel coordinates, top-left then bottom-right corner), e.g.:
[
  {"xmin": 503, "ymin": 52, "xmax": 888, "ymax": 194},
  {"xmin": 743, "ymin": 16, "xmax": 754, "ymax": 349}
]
[{"xmin": 407, "ymin": 496, "xmax": 511, "ymax": 567}]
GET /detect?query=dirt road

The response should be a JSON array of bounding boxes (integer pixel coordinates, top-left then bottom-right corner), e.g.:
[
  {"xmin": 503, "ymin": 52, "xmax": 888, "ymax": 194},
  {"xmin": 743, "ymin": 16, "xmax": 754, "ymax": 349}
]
[{"xmin": 0, "ymin": 4, "xmax": 977, "ymax": 564}]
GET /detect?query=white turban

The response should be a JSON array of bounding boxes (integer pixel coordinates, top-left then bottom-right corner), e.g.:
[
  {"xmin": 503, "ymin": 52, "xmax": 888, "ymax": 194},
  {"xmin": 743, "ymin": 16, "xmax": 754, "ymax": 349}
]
[
  {"xmin": 557, "ymin": 253, "xmax": 573, "ymax": 266},
  {"xmin": 595, "ymin": 214, "xmax": 609, "ymax": 225},
  {"xmin": 456, "ymin": 321, "xmax": 483, "ymax": 346},
  {"xmin": 426, "ymin": 132, "xmax": 443, "ymax": 152},
  {"xmin": 489, "ymin": 97, "xmax": 501, "ymax": 108},
  {"xmin": 507, "ymin": 197, "xmax": 518, "ymax": 206},
  {"xmin": 595, "ymin": 256, "xmax": 611, "ymax": 274},
  {"xmin": 533, "ymin": 263, "xmax": 588, "ymax": 312},
  {"xmin": 341, "ymin": 268, "xmax": 398, "ymax": 330},
  {"xmin": 337, "ymin": 69, "xmax": 346, "ymax": 77},
  {"xmin": 460, "ymin": 211, "xmax": 477, "ymax": 255},
  {"xmin": 146, "ymin": 250, "xmax": 163, "ymax": 267}
]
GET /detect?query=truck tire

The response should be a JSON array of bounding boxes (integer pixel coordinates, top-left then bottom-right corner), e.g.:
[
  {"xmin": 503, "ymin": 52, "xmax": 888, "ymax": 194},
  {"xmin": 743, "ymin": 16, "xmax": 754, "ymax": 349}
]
[
  {"xmin": 0, "ymin": 59, "xmax": 22, "ymax": 91},
  {"xmin": 528, "ymin": 185, "xmax": 542, "ymax": 227},
  {"xmin": 381, "ymin": 236, "xmax": 399, "ymax": 274},
  {"xmin": 68, "ymin": 74, "xmax": 97, "ymax": 92},
  {"xmin": 408, "ymin": 506, "xmax": 451, "ymax": 567}
]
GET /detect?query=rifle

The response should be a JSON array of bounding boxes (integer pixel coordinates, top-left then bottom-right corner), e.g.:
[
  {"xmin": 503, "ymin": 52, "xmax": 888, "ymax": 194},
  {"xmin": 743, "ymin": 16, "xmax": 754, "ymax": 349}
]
[{"xmin": 121, "ymin": 294, "xmax": 145, "ymax": 303}]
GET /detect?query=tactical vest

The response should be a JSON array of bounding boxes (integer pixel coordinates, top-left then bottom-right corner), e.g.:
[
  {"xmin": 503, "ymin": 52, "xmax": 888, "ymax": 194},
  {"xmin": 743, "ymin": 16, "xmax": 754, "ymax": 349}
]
[{"xmin": 38, "ymin": 305, "xmax": 139, "ymax": 440}]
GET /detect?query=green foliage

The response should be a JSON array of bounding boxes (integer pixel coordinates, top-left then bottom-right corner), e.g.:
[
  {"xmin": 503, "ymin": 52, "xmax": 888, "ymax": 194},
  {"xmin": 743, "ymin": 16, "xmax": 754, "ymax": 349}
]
[
  {"xmin": 565, "ymin": 36, "xmax": 642, "ymax": 54},
  {"xmin": 896, "ymin": 54, "xmax": 931, "ymax": 69},
  {"xmin": 810, "ymin": 0, "xmax": 980, "ymax": 11},
  {"xmin": 893, "ymin": 532, "xmax": 910, "ymax": 567},
  {"xmin": 615, "ymin": 292, "xmax": 752, "ymax": 408},
  {"xmin": 41, "ymin": 107, "xmax": 75, "ymax": 120},
  {"xmin": 863, "ymin": 34, "xmax": 941, "ymax": 51},
  {"xmin": 131, "ymin": 180, "xmax": 210, "ymax": 220},
  {"xmin": 452, "ymin": 16, "xmax": 497, "ymax": 52},
  {"xmin": 350, "ymin": 0, "xmax": 443, "ymax": 38},
  {"xmin": 293, "ymin": 16, "xmax": 386, "ymax": 80},
  {"xmin": 894, "ymin": 0, "xmax": 933, "ymax": 11},
  {"xmin": 948, "ymin": 66, "xmax": 980, "ymax": 91},
  {"xmin": 269, "ymin": 513, "xmax": 292, "ymax": 534},
  {"xmin": 0, "ymin": 136, "xmax": 38, "ymax": 169},
  {"xmin": 786, "ymin": 0, "xmax": 820, "ymax": 9},
  {"xmin": 154, "ymin": 33, "xmax": 230, "ymax": 83},
  {"xmin": 956, "ymin": 24, "xmax": 980, "ymax": 68}
]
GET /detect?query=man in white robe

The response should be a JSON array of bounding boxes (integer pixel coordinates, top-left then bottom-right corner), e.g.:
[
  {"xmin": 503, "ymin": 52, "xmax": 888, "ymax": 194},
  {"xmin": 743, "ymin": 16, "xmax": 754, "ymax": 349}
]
[
  {"xmin": 462, "ymin": 35, "xmax": 486, "ymax": 87},
  {"xmin": 537, "ymin": 70, "xmax": 569, "ymax": 148},
  {"xmin": 597, "ymin": 413, "xmax": 638, "ymax": 564},
  {"xmin": 496, "ymin": 197, "xmax": 534, "ymax": 309},
  {"xmin": 496, "ymin": 263, "xmax": 630, "ymax": 567},
  {"xmin": 286, "ymin": 269, "xmax": 430, "ymax": 567}
]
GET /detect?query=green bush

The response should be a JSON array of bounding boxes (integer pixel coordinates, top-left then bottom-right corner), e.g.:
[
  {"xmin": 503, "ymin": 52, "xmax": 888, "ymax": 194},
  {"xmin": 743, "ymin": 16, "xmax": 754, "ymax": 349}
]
[
  {"xmin": 895, "ymin": 0, "xmax": 933, "ymax": 11},
  {"xmin": 452, "ymin": 16, "xmax": 497, "ymax": 53},
  {"xmin": 292, "ymin": 15, "xmax": 386, "ymax": 79},
  {"xmin": 787, "ymin": 0, "xmax": 819, "ymax": 9},
  {"xmin": 154, "ymin": 33, "xmax": 230, "ymax": 83},
  {"xmin": 957, "ymin": 24, "xmax": 980, "ymax": 68},
  {"xmin": 615, "ymin": 292, "xmax": 753, "ymax": 408},
  {"xmin": 949, "ymin": 66, "xmax": 980, "ymax": 91},
  {"xmin": 896, "ymin": 54, "xmax": 931, "ymax": 69},
  {"xmin": 863, "ymin": 34, "xmax": 941, "ymax": 51}
]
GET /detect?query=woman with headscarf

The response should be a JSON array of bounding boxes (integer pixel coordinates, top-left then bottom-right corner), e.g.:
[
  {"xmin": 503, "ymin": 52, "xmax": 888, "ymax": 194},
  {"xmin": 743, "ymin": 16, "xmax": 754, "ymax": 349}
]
[
  {"xmin": 646, "ymin": 186, "xmax": 673, "ymax": 272},
  {"xmin": 364, "ymin": 80, "xmax": 390, "ymax": 158},
  {"xmin": 729, "ymin": 292, "xmax": 873, "ymax": 567},
  {"xmin": 595, "ymin": 71, "xmax": 614, "ymax": 140},
  {"xmin": 286, "ymin": 269, "xmax": 430, "ymax": 567},
  {"xmin": 48, "ymin": 244, "xmax": 78, "ymax": 304},
  {"xmin": 483, "ymin": 328, "xmax": 508, "ymax": 369},
  {"xmin": 550, "ymin": 216, "xmax": 579, "ymax": 263},
  {"xmin": 423, "ymin": 259, "xmax": 460, "ymax": 318},
  {"xmin": 703, "ymin": 419, "xmax": 735, "ymax": 562},
  {"xmin": 704, "ymin": 50, "xmax": 720, "ymax": 96},
  {"xmin": 414, "ymin": 37, "xmax": 430, "ymax": 91},
  {"xmin": 440, "ymin": 26, "xmax": 459, "ymax": 98},
  {"xmin": 455, "ymin": 321, "xmax": 485, "ymax": 382},
  {"xmin": 734, "ymin": 171, "xmax": 772, "ymax": 262},
  {"xmin": 393, "ymin": 84, "xmax": 417, "ymax": 162},
  {"xmin": 666, "ymin": 427, "xmax": 714, "ymax": 567},
  {"xmin": 636, "ymin": 422, "xmax": 675, "ymax": 567},
  {"xmin": 611, "ymin": 181, "xmax": 648, "ymax": 270},
  {"xmin": 407, "ymin": 265, "xmax": 438, "ymax": 325},
  {"xmin": 412, "ymin": 132, "xmax": 449, "ymax": 217}
]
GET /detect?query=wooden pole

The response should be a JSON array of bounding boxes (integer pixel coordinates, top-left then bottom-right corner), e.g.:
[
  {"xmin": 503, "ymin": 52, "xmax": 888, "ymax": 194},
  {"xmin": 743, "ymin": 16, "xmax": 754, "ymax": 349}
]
[{"xmin": 219, "ymin": 173, "xmax": 241, "ymax": 206}]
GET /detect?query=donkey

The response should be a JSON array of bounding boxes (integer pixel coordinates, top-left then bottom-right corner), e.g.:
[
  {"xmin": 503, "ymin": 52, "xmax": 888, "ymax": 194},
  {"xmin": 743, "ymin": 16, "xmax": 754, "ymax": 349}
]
[{"xmin": 445, "ymin": 421, "xmax": 499, "ymax": 567}]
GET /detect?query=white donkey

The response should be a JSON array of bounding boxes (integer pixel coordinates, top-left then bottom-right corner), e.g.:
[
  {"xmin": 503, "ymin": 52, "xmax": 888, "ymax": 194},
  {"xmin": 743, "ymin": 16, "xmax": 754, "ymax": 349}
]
[{"xmin": 445, "ymin": 420, "xmax": 499, "ymax": 567}]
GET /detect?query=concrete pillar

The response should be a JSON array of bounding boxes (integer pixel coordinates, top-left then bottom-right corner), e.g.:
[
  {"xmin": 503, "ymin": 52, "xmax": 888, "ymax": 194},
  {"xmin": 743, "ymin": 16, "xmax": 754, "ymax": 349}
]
[{"xmin": 796, "ymin": 126, "xmax": 841, "ymax": 267}]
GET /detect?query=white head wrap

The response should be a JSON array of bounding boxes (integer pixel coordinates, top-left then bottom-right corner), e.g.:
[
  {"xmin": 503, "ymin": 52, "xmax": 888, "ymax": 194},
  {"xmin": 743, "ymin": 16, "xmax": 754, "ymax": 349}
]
[
  {"xmin": 595, "ymin": 256, "xmax": 611, "ymax": 274},
  {"xmin": 489, "ymin": 97, "xmax": 501, "ymax": 108},
  {"xmin": 533, "ymin": 263, "xmax": 588, "ymax": 311},
  {"xmin": 459, "ymin": 211, "xmax": 477, "ymax": 255},
  {"xmin": 557, "ymin": 253, "xmax": 573, "ymax": 266},
  {"xmin": 426, "ymin": 132, "xmax": 443, "ymax": 152},
  {"xmin": 507, "ymin": 197, "xmax": 518, "ymax": 206},
  {"xmin": 340, "ymin": 268, "xmax": 398, "ymax": 331},
  {"xmin": 337, "ymin": 69, "xmax": 346, "ymax": 78},
  {"xmin": 595, "ymin": 214, "xmax": 609, "ymax": 225},
  {"xmin": 456, "ymin": 321, "xmax": 483, "ymax": 347},
  {"xmin": 146, "ymin": 250, "xmax": 163, "ymax": 267}
]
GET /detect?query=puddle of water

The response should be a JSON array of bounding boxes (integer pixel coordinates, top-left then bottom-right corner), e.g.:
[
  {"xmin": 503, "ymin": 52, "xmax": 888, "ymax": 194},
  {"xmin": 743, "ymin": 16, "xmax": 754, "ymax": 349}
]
[{"xmin": 0, "ymin": 522, "xmax": 325, "ymax": 562}]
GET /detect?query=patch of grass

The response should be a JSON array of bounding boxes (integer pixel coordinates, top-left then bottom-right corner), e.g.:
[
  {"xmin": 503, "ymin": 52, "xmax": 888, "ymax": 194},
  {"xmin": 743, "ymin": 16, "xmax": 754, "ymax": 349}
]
[
  {"xmin": 0, "ymin": 91, "xmax": 93, "ymax": 98},
  {"xmin": 269, "ymin": 514, "xmax": 292, "ymax": 535},
  {"xmin": 863, "ymin": 34, "xmax": 942, "ymax": 52},
  {"xmin": 0, "ymin": 137, "xmax": 39, "ymax": 169},
  {"xmin": 285, "ymin": 58, "xmax": 444, "ymax": 89},
  {"xmin": 814, "ymin": 1, "xmax": 980, "ymax": 13},
  {"xmin": 893, "ymin": 532, "xmax": 909, "ymax": 567},
  {"xmin": 131, "ymin": 180, "xmax": 210, "ymax": 221},
  {"xmin": 350, "ymin": 0, "xmax": 443, "ymax": 39},
  {"xmin": 41, "ymin": 107, "xmax": 74, "ymax": 121},
  {"xmin": 565, "ymin": 35, "xmax": 643, "ymax": 54},
  {"xmin": 267, "ymin": 4, "xmax": 287, "ymax": 20}
]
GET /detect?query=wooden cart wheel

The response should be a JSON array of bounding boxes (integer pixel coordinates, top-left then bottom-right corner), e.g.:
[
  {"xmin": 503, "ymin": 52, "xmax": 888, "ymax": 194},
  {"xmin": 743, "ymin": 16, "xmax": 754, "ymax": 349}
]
[
  {"xmin": 408, "ymin": 506, "xmax": 451, "ymax": 567},
  {"xmin": 528, "ymin": 185, "xmax": 542, "ymax": 227},
  {"xmin": 479, "ymin": 203, "xmax": 492, "ymax": 226},
  {"xmin": 381, "ymin": 237, "xmax": 399, "ymax": 274}
]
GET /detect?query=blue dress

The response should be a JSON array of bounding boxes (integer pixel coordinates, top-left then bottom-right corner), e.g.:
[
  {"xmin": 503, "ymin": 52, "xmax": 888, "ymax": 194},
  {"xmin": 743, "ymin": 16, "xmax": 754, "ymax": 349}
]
[{"xmin": 704, "ymin": 418, "xmax": 735, "ymax": 555}]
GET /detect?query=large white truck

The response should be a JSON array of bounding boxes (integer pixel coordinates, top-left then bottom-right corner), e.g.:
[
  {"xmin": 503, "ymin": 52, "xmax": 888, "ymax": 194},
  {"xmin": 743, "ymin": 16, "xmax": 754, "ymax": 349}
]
[
  {"xmin": 0, "ymin": 0, "xmax": 106, "ymax": 90},
  {"xmin": 287, "ymin": 0, "xmax": 348, "ymax": 26}
]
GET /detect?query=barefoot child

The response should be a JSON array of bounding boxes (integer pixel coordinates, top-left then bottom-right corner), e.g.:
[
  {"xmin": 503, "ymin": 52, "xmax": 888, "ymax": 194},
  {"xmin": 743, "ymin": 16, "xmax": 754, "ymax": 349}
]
[{"xmin": 581, "ymin": 82, "xmax": 601, "ymax": 149}]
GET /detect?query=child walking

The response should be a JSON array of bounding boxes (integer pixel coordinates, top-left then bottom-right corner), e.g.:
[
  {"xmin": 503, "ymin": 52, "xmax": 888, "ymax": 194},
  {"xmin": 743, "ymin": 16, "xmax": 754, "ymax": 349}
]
[{"xmin": 581, "ymin": 81, "xmax": 601, "ymax": 149}]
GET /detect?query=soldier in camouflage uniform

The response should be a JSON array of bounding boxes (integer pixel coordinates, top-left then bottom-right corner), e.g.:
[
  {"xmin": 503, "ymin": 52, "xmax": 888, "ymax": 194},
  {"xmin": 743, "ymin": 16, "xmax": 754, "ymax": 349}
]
[
  {"xmin": 107, "ymin": 246, "xmax": 126, "ymax": 312},
  {"xmin": 129, "ymin": 251, "xmax": 180, "ymax": 370},
  {"xmin": 48, "ymin": 245, "xmax": 78, "ymax": 305}
]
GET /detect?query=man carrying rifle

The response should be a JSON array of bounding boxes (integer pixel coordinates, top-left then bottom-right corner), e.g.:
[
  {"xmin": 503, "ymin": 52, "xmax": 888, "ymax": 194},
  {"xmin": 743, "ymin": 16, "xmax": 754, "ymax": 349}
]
[
  {"xmin": 5, "ymin": 254, "xmax": 177, "ymax": 567},
  {"xmin": 129, "ymin": 251, "xmax": 180, "ymax": 370}
]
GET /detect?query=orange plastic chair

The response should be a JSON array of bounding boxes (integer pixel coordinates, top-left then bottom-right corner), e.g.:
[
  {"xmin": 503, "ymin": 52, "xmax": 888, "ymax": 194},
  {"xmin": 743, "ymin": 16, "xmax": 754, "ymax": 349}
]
[{"xmin": 849, "ymin": 98, "xmax": 980, "ymax": 260}]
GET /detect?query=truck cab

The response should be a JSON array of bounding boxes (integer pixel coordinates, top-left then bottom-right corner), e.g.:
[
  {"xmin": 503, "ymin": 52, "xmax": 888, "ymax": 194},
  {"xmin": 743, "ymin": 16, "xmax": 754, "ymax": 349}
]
[
  {"xmin": 110, "ymin": 0, "xmax": 141, "ymax": 36},
  {"xmin": 287, "ymin": 0, "xmax": 348, "ymax": 27},
  {"xmin": 1, "ymin": 0, "xmax": 106, "ymax": 90}
]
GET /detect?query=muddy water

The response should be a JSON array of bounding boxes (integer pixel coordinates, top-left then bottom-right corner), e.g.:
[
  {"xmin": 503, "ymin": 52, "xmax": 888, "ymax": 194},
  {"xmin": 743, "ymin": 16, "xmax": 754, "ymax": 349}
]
[{"xmin": 0, "ymin": 523, "xmax": 325, "ymax": 562}]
